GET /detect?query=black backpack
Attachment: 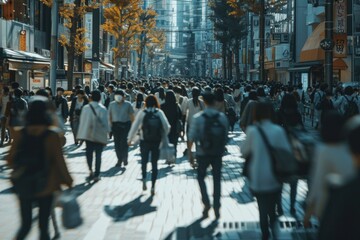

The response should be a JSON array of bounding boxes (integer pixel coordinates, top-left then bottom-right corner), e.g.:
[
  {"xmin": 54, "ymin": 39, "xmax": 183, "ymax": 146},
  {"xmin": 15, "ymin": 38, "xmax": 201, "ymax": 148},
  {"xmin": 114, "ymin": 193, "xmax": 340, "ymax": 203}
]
[
  {"xmin": 200, "ymin": 113, "xmax": 227, "ymax": 156},
  {"xmin": 142, "ymin": 109, "xmax": 162, "ymax": 142},
  {"xmin": 343, "ymin": 96, "xmax": 359, "ymax": 119},
  {"xmin": 10, "ymin": 130, "xmax": 50, "ymax": 198}
]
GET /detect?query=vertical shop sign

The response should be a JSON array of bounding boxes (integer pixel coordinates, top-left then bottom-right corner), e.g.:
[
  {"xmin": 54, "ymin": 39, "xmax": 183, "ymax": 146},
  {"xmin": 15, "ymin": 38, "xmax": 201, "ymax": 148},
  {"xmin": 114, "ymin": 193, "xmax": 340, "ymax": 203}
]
[
  {"xmin": 84, "ymin": 13, "xmax": 93, "ymax": 59},
  {"xmin": 334, "ymin": 0, "xmax": 347, "ymax": 34},
  {"xmin": 19, "ymin": 30, "xmax": 26, "ymax": 51},
  {"xmin": 334, "ymin": 0, "xmax": 347, "ymax": 57}
]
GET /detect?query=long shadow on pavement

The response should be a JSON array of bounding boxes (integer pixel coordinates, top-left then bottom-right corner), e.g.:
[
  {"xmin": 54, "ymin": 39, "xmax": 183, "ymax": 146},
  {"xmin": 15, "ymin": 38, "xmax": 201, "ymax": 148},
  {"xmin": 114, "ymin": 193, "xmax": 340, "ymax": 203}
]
[
  {"xmin": 229, "ymin": 181, "xmax": 255, "ymax": 204},
  {"xmin": 101, "ymin": 166, "xmax": 126, "ymax": 178},
  {"xmin": 63, "ymin": 182, "xmax": 95, "ymax": 198},
  {"xmin": 104, "ymin": 195, "xmax": 156, "ymax": 222},
  {"xmin": 164, "ymin": 218, "xmax": 223, "ymax": 240}
]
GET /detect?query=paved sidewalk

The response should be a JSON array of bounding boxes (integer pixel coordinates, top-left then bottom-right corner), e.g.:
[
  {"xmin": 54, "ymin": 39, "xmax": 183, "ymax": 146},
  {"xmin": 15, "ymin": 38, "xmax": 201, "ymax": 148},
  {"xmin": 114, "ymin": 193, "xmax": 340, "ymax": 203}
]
[{"xmin": 0, "ymin": 126, "xmax": 317, "ymax": 240}]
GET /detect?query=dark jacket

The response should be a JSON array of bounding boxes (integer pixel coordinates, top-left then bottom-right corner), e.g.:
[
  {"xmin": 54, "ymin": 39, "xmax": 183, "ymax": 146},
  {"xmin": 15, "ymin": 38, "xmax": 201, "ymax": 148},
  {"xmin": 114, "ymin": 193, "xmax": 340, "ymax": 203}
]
[
  {"xmin": 319, "ymin": 172, "xmax": 360, "ymax": 240},
  {"xmin": 54, "ymin": 96, "xmax": 69, "ymax": 120},
  {"xmin": 69, "ymin": 97, "xmax": 89, "ymax": 121}
]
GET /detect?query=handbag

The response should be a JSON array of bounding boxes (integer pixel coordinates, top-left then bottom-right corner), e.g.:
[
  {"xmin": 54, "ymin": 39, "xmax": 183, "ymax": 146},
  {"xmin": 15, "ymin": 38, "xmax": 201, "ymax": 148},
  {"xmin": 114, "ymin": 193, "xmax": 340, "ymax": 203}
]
[
  {"xmin": 257, "ymin": 126, "xmax": 298, "ymax": 183},
  {"xmin": 159, "ymin": 136, "xmax": 176, "ymax": 164},
  {"xmin": 88, "ymin": 104, "xmax": 108, "ymax": 145},
  {"xmin": 58, "ymin": 191, "xmax": 83, "ymax": 229}
]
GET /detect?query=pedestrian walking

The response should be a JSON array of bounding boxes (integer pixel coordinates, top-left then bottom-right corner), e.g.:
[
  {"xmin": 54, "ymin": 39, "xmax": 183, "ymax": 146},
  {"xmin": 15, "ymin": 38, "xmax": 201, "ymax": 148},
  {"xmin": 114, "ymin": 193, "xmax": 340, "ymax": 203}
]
[
  {"xmin": 108, "ymin": 89, "xmax": 135, "ymax": 167},
  {"xmin": 6, "ymin": 88, "xmax": 28, "ymax": 141},
  {"xmin": 53, "ymin": 87, "xmax": 69, "ymax": 124},
  {"xmin": 318, "ymin": 116, "xmax": 360, "ymax": 240},
  {"xmin": 127, "ymin": 95, "xmax": 170, "ymax": 195},
  {"xmin": 242, "ymin": 102, "xmax": 291, "ymax": 240},
  {"xmin": 69, "ymin": 89, "xmax": 88, "ymax": 145},
  {"xmin": 183, "ymin": 87, "xmax": 204, "ymax": 157},
  {"xmin": 304, "ymin": 111, "xmax": 356, "ymax": 227},
  {"xmin": 277, "ymin": 93, "xmax": 304, "ymax": 215},
  {"xmin": 132, "ymin": 92, "xmax": 145, "ymax": 116},
  {"xmin": 161, "ymin": 90, "xmax": 182, "ymax": 161},
  {"xmin": 77, "ymin": 90, "xmax": 109, "ymax": 182},
  {"xmin": 7, "ymin": 99, "xmax": 73, "ymax": 240},
  {"xmin": 187, "ymin": 92, "xmax": 228, "ymax": 219},
  {"xmin": 0, "ymin": 86, "xmax": 10, "ymax": 146}
]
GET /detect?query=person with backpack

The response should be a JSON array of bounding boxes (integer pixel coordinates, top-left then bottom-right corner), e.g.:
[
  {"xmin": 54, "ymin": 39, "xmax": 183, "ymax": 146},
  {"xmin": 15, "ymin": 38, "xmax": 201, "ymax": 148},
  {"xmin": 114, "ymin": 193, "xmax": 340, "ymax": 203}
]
[
  {"xmin": 7, "ymin": 99, "xmax": 73, "ymax": 240},
  {"xmin": 77, "ymin": 90, "xmax": 109, "ymax": 182},
  {"xmin": 333, "ymin": 86, "xmax": 360, "ymax": 120},
  {"xmin": 108, "ymin": 89, "xmax": 135, "ymax": 167},
  {"xmin": 187, "ymin": 92, "xmax": 229, "ymax": 219},
  {"xmin": 241, "ymin": 102, "xmax": 292, "ymax": 240},
  {"xmin": 127, "ymin": 95, "xmax": 170, "ymax": 195}
]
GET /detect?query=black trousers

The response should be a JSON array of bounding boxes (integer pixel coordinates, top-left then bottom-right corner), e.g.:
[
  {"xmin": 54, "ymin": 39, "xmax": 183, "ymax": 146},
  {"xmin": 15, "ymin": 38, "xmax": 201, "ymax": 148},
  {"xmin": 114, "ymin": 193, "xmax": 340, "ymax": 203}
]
[
  {"xmin": 112, "ymin": 121, "xmax": 131, "ymax": 164},
  {"xmin": 16, "ymin": 195, "xmax": 54, "ymax": 240},
  {"xmin": 197, "ymin": 156, "xmax": 222, "ymax": 209},
  {"xmin": 253, "ymin": 190, "xmax": 280, "ymax": 240},
  {"xmin": 140, "ymin": 141, "xmax": 160, "ymax": 187},
  {"xmin": 85, "ymin": 141, "xmax": 104, "ymax": 177}
]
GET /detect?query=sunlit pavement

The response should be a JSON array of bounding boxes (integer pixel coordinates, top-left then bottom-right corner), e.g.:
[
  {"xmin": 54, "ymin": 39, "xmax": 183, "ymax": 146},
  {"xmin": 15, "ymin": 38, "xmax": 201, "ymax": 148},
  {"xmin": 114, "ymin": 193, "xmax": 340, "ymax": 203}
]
[{"xmin": 0, "ymin": 125, "xmax": 318, "ymax": 240}]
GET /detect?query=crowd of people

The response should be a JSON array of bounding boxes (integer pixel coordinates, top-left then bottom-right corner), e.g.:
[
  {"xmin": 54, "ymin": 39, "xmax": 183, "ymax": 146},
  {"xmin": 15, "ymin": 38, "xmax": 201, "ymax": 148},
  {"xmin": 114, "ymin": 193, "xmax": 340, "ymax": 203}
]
[{"xmin": 0, "ymin": 78, "xmax": 360, "ymax": 240}]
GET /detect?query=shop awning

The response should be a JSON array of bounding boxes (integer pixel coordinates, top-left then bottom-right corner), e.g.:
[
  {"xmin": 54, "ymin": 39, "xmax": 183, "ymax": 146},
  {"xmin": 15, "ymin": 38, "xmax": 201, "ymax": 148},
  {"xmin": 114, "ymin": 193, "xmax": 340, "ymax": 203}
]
[
  {"xmin": 333, "ymin": 58, "xmax": 348, "ymax": 70},
  {"xmin": 0, "ymin": 47, "xmax": 50, "ymax": 71},
  {"xmin": 101, "ymin": 61, "xmax": 115, "ymax": 69},
  {"xmin": 300, "ymin": 22, "xmax": 325, "ymax": 62}
]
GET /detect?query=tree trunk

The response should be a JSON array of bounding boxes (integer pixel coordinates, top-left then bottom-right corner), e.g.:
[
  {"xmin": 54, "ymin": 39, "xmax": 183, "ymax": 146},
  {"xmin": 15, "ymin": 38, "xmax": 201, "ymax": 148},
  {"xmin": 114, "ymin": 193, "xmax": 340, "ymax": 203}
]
[
  {"xmin": 137, "ymin": 34, "xmax": 145, "ymax": 77},
  {"xmin": 234, "ymin": 40, "xmax": 241, "ymax": 82},
  {"xmin": 114, "ymin": 57, "xmax": 119, "ymax": 80},
  {"xmin": 222, "ymin": 42, "xmax": 227, "ymax": 80},
  {"xmin": 66, "ymin": 0, "xmax": 81, "ymax": 90}
]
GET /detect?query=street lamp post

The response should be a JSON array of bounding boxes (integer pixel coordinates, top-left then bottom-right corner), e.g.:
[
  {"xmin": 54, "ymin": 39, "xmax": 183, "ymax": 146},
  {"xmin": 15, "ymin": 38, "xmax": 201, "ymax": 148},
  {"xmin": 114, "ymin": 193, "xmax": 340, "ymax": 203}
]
[
  {"xmin": 259, "ymin": 0, "xmax": 265, "ymax": 82},
  {"xmin": 324, "ymin": 0, "xmax": 334, "ymax": 89},
  {"xmin": 50, "ymin": 0, "xmax": 59, "ymax": 92}
]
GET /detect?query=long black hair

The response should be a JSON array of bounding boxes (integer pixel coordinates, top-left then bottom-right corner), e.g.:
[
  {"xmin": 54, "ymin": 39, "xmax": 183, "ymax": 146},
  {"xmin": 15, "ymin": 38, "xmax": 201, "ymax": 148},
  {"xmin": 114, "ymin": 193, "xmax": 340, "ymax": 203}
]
[{"xmin": 192, "ymin": 87, "xmax": 201, "ymax": 107}]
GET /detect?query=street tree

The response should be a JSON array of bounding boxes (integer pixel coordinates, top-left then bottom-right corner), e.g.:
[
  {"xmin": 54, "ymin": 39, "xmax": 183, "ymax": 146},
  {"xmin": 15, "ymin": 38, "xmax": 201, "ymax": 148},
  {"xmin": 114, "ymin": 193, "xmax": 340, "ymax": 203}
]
[
  {"xmin": 102, "ymin": 0, "xmax": 142, "ymax": 80},
  {"xmin": 146, "ymin": 30, "xmax": 166, "ymax": 76},
  {"xmin": 40, "ymin": 0, "xmax": 98, "ymax": 90},
  {"xmin": 136, "ymin": 8, "xmax": 157, "ymax": 77}
]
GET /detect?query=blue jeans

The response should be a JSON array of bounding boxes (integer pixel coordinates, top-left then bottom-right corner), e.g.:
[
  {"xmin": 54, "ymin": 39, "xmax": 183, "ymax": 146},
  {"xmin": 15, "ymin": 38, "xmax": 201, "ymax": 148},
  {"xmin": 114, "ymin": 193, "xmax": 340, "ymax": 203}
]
[
  {"xmin": 197, "ymin": 155, "xmax": 222, "ymax": 209},
  {"xmin": 140, "ymin": 141, "xmax": 160, "ymax": 187},
  {"xmin": 112, "ymin": 121, "xmax": 131, "ymax": 164},
  {"xmin": 85, "ymin": 141, "xmax": 103, "ymax": 177}
]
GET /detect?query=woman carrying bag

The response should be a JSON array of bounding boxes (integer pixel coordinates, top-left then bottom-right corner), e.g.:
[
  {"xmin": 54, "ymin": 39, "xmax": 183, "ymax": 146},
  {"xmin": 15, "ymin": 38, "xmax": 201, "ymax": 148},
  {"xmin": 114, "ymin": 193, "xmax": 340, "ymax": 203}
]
[
  {"xmin": 242, "ymin": 102, "xmax": 292, "ymax": 240},
  {"xmin": 7, "ymin": 98, "xmax": 73, "ymax": 240}
]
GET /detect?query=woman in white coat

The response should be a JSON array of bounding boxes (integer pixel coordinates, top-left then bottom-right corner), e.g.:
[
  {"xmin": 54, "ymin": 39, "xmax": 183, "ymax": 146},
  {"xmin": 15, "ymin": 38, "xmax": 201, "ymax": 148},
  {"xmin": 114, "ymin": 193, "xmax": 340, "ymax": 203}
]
[
  {"xmin": 242, "ymin": 102, "xmax": 292, "ymax": 240},
  {"xmin": 77, "ymin": 90, "xmax": 109, "ymax": 182}
]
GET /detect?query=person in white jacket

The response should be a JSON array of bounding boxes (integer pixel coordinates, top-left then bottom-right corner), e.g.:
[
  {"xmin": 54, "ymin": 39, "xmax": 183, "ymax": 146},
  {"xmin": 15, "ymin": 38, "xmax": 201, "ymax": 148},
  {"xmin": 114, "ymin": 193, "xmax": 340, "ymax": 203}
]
[
  {"xmin": 242, "ymin": 101, "xmax": 292, "ymax": 240},
  {"xmin": 77, "ymin": 90, "xmax": 109, "ymax": 182},
  {"xmin": 127, "ymin": 94, "xmax": 170, "ymax": 195}
]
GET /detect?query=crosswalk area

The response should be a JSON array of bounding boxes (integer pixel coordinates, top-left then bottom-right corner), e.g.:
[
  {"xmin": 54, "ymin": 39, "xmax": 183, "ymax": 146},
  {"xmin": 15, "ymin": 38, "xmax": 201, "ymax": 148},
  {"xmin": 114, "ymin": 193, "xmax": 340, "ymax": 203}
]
[{"xmin": 0, "ymin": 126, "xmax": 316, "ymax": 240}]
